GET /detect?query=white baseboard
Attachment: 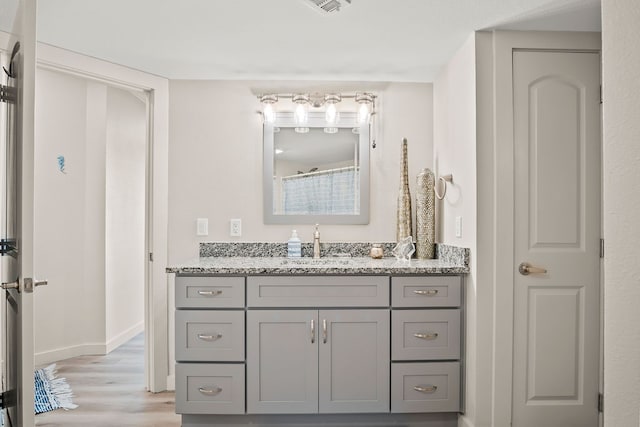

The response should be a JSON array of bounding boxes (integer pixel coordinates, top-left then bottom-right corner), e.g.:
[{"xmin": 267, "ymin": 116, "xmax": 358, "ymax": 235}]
[
  {"xmin": 35, "ymin": 321, "xmax": 144, "ymax": 366},
  {"xmin": 106, "ymin": 321, "xmax": 144, "ymax": 353},
  {"xmin": 166, "ymin": 374, "xmax": 175, "ymax": 391},
  {"xmin": 35, "ymin": 343, "xmax": 107, "ymax": 366}
]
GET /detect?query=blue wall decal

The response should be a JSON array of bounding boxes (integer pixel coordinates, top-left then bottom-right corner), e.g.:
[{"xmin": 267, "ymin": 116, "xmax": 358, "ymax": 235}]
[{"xmin": 57, "ymin": 155, "xmax": 66, "ymax": 173}]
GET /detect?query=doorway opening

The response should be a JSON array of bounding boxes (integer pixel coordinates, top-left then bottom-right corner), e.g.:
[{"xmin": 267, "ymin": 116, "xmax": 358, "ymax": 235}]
[{"xmin": 32, "ymin": 67, "xmax": 151, "ymax": 389}]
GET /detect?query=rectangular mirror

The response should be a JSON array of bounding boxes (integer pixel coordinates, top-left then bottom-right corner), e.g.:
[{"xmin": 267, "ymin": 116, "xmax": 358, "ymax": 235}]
[{"xmin": 263, "ymin": 112, "xmax": 369, "ymax": 224}]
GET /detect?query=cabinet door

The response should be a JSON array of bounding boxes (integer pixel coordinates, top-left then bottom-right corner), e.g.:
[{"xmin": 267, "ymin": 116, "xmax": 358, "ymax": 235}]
[
  {"xmin": 318, "ymin": 309, "xmax": 390, "ymax": 413},
  {"xmin": 247, "ymin": 310, "xmax": 318, "ymax": 414}
]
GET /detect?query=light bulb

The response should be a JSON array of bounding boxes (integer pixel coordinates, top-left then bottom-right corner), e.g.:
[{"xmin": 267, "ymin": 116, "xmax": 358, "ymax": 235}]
[
  {"xmin": 295, "ymin": 103, "xmax": 308, "ymax": 125},
  {"xmin": 263, "ymin": 103, "xmax": 275, "ymax": 124},
  {"xmin": 325, "ymin": 103, "xmax": 339, "ymax": 124}
]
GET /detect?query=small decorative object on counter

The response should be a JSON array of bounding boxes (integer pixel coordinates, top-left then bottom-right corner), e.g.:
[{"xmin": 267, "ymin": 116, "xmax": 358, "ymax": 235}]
[
  {"xmin": 392, "ymin": 236, "xmax": 415, "ymax": 262},
  {"xmin": 313, "ymin": 224, "xmax": 321, "ymax": 259},
  {"xmin": 287, "ymin": 230, "xmax": 301, "ymax": 257},
  {"xmin": 396, "ymin": 138, "xmax": 413, "ymax": 242},
  {"xmin": 370, "ymin": 244, "xmax": 384, "ymax": 259},
  {"xmin": 416, "ymin": 168, "xmax": 436, "ymax": 259}
]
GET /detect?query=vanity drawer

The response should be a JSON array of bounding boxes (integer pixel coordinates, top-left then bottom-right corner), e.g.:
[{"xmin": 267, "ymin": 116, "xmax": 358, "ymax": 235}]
[
  {"xmin": 175, "ymin": 310, "xmax": 245, "ymax": 362},
  {"xmin": 247, "ymin": 276, "xmax": 389, "ymax": 307},
  {"xmin": 176, "ymin": 363, "xmax": 245, "ymax": 414},
  {"xmin": 392, "ymin": 309, "xmax": 460, "ymax": 360},
  {"xmin": 391, "ymin": 362, "xmax": 460, "ymax": 413},
  {"xmin": 176, "ymin": 276, "xmax": 244, "ymax": 308},
  {"xmin": 391, "ymin": 276, "xmax": 461, "ymax": 307}
]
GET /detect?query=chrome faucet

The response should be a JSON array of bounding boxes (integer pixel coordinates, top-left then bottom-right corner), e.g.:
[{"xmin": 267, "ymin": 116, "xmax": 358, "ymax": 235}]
[{"xmin": 313, "ymin": 224, "xmax": 321, "ymax": 259}]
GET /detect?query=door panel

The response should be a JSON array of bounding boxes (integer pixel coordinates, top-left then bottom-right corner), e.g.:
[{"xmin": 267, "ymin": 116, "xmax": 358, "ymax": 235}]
[
  {"xmin": 318, "ymin": 309, "xmax": 389, "ymax": 413},
  {"xmin": 246, "ymin": 310, "xmax": 318, "ymax": 414},
  {"xmin": 512, "ymin": 50, "xmax": 600, "ymax": 427},
  {"xmin": 2, "ymin": 1, "xmax": 37, "ymax": 426}
]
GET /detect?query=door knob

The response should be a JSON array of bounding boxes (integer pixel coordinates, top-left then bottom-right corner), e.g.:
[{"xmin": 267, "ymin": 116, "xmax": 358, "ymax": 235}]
[
  {"xmin": 518, "ymin": 262, "xmax": 547, "ymax": 276},
  {"xmin": 23, "ymin": 278, "xmax": 48, "ymax": 293}
]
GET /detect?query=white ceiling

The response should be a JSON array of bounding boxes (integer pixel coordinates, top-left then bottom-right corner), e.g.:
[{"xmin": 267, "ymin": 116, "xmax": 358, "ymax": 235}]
[{"xmin": 31, "ymin": 0, "xmax": 601, "ymax": 82}]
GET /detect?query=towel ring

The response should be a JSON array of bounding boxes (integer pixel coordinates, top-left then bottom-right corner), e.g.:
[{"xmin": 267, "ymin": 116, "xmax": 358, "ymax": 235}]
[{"xmin": 434, "ymin": 174, "xmax": 453, "ymax": 200}]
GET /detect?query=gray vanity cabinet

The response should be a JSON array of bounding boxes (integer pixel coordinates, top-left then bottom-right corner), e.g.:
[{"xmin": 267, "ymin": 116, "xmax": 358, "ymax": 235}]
[
  {"xmin": 390, "ymin": 275, "xmax": 463, "ymax": 413},
  {"xmin": 245, "ymin": 276, "xmax": 390, "ymax": 414},
  {"xmin": 175, "ymin": 276, "xmax": 246, "ymax": 415},
  {"xmin": 175, "ymin": 272, "xmax": 464, "ymax": 425}
]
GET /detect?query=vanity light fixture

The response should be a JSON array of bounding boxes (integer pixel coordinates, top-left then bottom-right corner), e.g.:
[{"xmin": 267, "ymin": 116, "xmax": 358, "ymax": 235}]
[
  {"xmin": 355, "ymin": 92, "xmax": 374, "ymax": 124},
  {"xmin": 293, "ymin": 93, "xmax": 310, "ymax": 125},
  {"xmin": 258, "ymin": 91, "xmax": 376, "ymax": 130},
  {"xmin": 260, "ymin": 94, "xmax": 278, "ymax": 124},
  {"xmin": 324, "ymin": 93, "xmax": 341, "ymax": 125}
]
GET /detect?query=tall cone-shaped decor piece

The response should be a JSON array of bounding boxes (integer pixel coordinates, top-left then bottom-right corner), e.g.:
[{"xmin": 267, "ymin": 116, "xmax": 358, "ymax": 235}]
[
  {"xmin": 396, "ymin": 138, "xmax": 412, "ymax": 242},
  {"xmin": 416, "ymin": 168, "xmax": 436, "ymax": 259}
]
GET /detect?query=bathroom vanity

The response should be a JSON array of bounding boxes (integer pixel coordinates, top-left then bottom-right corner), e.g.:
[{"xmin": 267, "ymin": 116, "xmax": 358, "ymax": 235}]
[{"xmin": 169, "ymin": 248, "xmax": 468, "ymax": 427}]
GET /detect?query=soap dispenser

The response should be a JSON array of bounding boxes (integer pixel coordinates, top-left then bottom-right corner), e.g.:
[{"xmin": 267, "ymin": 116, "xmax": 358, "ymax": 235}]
[{"xmin": 287, "ymin": 230, "xmax": 302, "ymax": 258}]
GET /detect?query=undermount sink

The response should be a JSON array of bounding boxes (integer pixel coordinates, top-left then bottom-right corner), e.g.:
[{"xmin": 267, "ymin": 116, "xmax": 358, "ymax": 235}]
[{"xmin": 279, "ymin": 258, "xmax": 353, "ymax": 266}]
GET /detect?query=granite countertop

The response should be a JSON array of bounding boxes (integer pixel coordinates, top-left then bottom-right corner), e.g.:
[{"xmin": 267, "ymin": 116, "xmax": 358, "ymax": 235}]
[{"xmin": 166, "ymin": 256, "xmax": 469, "ymax": 275}]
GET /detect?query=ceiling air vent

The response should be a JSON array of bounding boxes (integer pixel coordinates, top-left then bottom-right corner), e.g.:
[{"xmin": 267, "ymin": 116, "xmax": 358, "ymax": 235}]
[{"xmin": 302, "ymin": 0, "xmax": 352, "ymax": 14}]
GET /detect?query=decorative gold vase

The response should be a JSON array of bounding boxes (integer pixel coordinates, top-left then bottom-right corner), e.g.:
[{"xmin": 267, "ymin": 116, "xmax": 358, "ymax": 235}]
[
  {"xmin": 416, "ymin": 168, "xmax": 436, "ymax": 259},
  {"xmin": 396, "ymin": 138, "xmax": 412, "ymax": 242}
]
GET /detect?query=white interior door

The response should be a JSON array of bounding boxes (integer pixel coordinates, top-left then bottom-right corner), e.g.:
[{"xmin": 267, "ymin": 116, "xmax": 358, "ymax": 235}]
[
  {"xmin": 512, "ymin": 50, "xmax": 601, "ymax": 427},
  {"xmin": 1, "ymin": 0, "xmax": 37, "ymax": 426}
]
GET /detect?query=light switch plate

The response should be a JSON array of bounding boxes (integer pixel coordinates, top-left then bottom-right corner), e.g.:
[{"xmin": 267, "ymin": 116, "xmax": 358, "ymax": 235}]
[
  {"xmin": 196, "ymin": 218, "xmax": 208, "ymax": 236},
  {"xmin": 455, "ymin": 216, "xmax": 462, "ymax": 238}
]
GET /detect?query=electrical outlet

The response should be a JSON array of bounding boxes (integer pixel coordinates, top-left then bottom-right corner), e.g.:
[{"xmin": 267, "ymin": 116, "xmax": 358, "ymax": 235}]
[
  {"xmin": 196, "ymin": 218, "xmax": 208, "ymax": 236},
  {"xmin": 230, "ymin": 218, "xmax": 242, "ymax": 237},
  {"xmin": 455, "ymin": 216, "xmax": 462, "ymax": 238}
]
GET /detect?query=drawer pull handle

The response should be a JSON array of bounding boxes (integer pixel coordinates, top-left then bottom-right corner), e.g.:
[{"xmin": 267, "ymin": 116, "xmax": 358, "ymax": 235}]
[
  {"xmin": 311, "ymin": 319, "xmax": 315, "ymax": 344},
  {"xmin": 414, "ymin": 385, "xmax": 437, "ymax": 393},
  {"xmin": 414, "ymin": 332, "xmax": 438, "ymax": 340},
  {"xmin": 322, "ymin": 319, "xmax": 328, "ymax": 344},
  {"xmin": 413, "ymin": 289, "xmax": 438, "ymax": 296},
  {"xmin": 198, "ymin": 386, "xmax": 222, "ymax": 395},
  {"xmin": 197, "ymin": 333, "xmax": 222, "ymax": 341},
  {"xmin": 198, "ymin": 289, "xmax": 222, "ymax": 296}
]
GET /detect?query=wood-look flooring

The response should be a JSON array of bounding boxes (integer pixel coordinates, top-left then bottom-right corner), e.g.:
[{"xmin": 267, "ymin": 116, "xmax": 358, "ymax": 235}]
[{"xmin": 35, "ymin": 334, "xmax": 181, "ymax": 427}]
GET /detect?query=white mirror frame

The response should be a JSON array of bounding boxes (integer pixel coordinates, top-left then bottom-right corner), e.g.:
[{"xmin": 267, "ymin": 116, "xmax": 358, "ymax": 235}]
[{"xmin": 263, "ymin": 111, "xmax": 370, "ymax": 225}]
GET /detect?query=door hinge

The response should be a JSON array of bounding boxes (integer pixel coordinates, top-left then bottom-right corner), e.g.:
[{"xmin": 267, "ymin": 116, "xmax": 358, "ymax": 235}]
[
  {"xmin": 149, "ymin": 252, "xmax": 154, "ymax": 262},
  {"xmin": 598, "ymin": 392, "xmax": 604, "ymax": 413},
  {"xmin": 0, "ymin": 84, "xmax": 16, "ymax": 104},
  {"xmin": 600, "ymin": 238, "xmax": 605, "ymax": 258},
  {"xmin": 0, "ymin": 238, "xmax": 17, "ymax": 256},
  {"xmin": 600, "ymin": 85, "xmax": 603, "ymax": 104}
]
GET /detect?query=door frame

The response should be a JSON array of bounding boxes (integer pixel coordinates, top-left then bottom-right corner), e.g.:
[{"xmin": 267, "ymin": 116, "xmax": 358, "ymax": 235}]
[
  {"xmin": 489, "ymin": 30, "xmax": 601, "ymax": 426},
  {"xmin": 0, "ymin": 29, "xmax": 10, "ymax": 389},
  {"xmin": 35, "ymin": 42, "xmax": 170, "ymax": 392}
]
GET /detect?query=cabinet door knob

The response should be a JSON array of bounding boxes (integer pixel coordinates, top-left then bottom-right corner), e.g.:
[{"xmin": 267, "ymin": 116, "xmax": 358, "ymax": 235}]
[
  {"xmin": 198, "ymin": 386, "xmax": 222, "ymax": 395},
  {"xmin": 413, "ymin": 289, "xmax": 438, "ymax": 296},
  {"xmin": 310, "ymin": 319, "xmax": 315, "ymax": 344},
  {"xmin": 414, "ymin": 385, "xmax": 437, "ymax": 393}
]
